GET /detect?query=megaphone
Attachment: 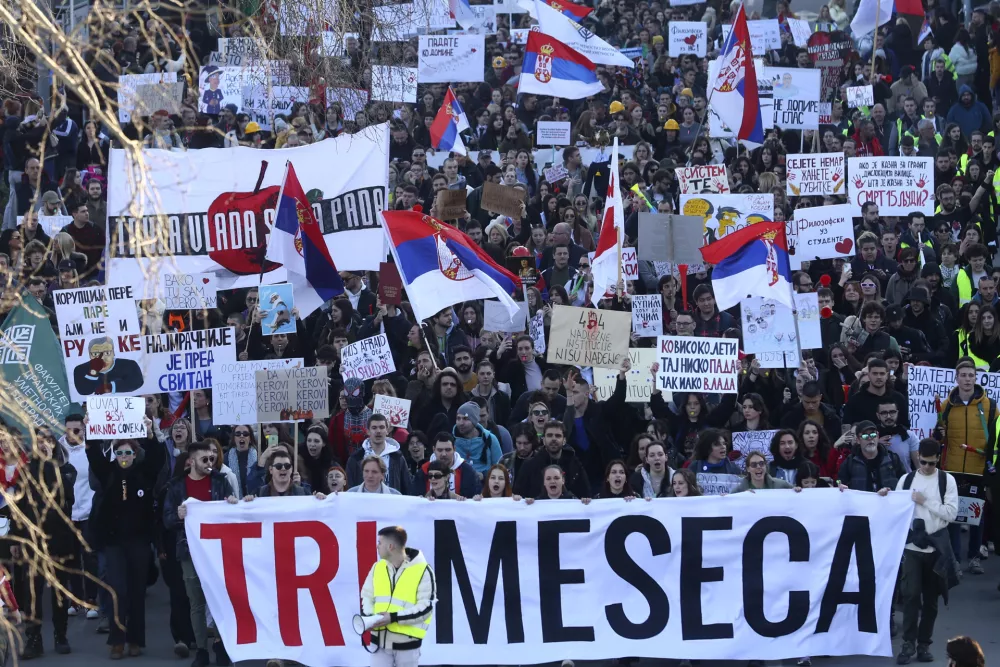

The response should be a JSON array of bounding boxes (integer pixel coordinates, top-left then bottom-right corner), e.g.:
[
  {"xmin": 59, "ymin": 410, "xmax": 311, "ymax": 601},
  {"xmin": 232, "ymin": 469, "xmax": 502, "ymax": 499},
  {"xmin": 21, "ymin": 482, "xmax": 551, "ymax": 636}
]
[{"xmin": 353, "ymin": 614, "xmax": 380, "ymax": 634}]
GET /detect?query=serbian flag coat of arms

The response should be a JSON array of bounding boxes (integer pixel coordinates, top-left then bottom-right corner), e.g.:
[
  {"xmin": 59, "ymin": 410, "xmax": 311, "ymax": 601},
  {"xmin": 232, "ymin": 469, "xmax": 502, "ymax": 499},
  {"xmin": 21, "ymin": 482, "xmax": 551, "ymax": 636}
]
[
  {"xmin": 699, "ymin": 221, "xmax": 793, "ymax": 311},
  {"xmin": 518, "ymin": 31, "xmax": 604, "ymax": 99},
  {"xmin": 709, "ymin": 2, "xmax": 764, "ymax": 143},
  {"xmin": 382, "ymin": 211, "xmax": 523, "ymax": 321}
]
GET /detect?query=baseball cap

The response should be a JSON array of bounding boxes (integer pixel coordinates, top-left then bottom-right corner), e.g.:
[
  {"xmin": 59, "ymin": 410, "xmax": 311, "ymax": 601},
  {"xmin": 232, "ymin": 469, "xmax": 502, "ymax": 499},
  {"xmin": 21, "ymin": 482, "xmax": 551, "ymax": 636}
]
[
  {"xmin": 57, "ymin": 259, "xmax": 75, "ymax": 272},
  {"xmin": 41, "ymin": 191, "xmax": 62, "ymax": 205}
]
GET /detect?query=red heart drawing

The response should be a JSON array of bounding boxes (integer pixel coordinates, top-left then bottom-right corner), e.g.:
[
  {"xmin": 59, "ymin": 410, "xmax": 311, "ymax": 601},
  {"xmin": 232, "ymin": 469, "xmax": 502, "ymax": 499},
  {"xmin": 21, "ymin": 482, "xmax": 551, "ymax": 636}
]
[
  {"xmin": 834, "ymin": 238, "xmax": 853, "ymax": 254},
  {"xmin": 202, "ymin": 277, "xmax": 211, "ymax": 284}
]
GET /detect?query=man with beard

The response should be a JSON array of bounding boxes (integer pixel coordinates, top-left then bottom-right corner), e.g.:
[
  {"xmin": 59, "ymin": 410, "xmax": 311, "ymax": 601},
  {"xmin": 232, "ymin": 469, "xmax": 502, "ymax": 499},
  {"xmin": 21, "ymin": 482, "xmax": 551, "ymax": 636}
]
[
  {"xmin": 451, "ymin": 346, "xmax": 476, "ymax": 392},
  {"xmin": 877, "ymin": 398, "xmax": 919, "ymax": 472},
  {"xmin": 513, "ymin": 421, "xmax": 589, "ymax": 499},
  {"xmin": 469, "ymin": 360, "xmax": 511, "ymax": 427},
  {"xmin": 936, "ymin": 182, "xmax": 992, "ymax": 238},
  {"xmin": 844, "ymin": 358, "xmax": 910, "ymax": 428},
  {"xmin": 837, "ymin": 421, "xmax": 905, "ymax": 492}
]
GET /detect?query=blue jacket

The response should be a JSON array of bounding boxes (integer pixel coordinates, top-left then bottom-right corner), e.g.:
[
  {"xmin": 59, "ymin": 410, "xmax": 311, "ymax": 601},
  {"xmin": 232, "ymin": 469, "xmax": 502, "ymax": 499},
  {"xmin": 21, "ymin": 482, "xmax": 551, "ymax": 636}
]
[
  {"xmin": 452, "ymin": 423, "xmax": 502, "ymax": 475},
  {"xmin": 946, "ymin": 86, "xmax": 992, "ymax": 138}
]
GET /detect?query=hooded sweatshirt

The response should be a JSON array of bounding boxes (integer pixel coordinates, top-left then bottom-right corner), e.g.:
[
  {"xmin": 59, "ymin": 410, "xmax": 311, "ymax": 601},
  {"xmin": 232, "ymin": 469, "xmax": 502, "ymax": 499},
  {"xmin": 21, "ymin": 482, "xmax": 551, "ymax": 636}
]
[
  {"xmin": 452, "ymin": 423, "xmax": 502, "ymax": 475},
  {"xmin": 946, "ymin": 85, "xmax": 993, "ymax": 138},
  {"xmin": 60, "ymin": 435, "xmax": 93, "ymax": 522},
  {"xmin": 361, "ymin": 437, "xmax": 403, "ymax": 482}
]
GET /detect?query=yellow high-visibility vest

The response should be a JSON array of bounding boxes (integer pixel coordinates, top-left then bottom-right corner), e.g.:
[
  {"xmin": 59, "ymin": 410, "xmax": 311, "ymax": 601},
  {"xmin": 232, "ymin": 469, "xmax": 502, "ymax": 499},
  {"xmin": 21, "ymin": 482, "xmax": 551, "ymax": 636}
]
[{"xmin": 372, "ymin": 560, "xmax": 431, "ymax": 639}]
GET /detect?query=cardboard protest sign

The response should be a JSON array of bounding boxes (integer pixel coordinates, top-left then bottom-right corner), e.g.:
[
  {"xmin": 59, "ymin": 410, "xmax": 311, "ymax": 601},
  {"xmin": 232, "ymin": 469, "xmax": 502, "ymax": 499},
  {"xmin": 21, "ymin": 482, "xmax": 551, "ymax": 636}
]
[
  {"xmin": 371, "ymin": 66, "xmax": 418, "ymax": 103},
  {"xmin": 679, "ymin": 193, "xmax": 775, "ymax": 245},
  {"xmin": 787, "ymin": 17, "xmax": 811, "ymax": 47},
  {"xmin": 536, "ymin": 121, "xmax": 572, "ymax": 146},
  {"xmin": 846, "ymin": 85, "xmax": 874, "ymax": 108},
  {"xmin": 655, "ymin": 336, "xmax": 739, "ymax": 393},
  {"xmin": 676, "ymin": 164, "xmax": 730, "ymax": 194},
  {"xmin": 788, "ymin": 204, "xmax": 855, "ymax": 268},
  {"xmin": 378, "ymin": 262, "xmax": 403, "ymax": 305},
  {"xmin": 259, "ymin": 284, "xmax": 296, "ymax": 336},
  {"xmin": 340, "ymin": 334, "xmax": 396, "ymax": 381},
  {"xmin": 766, "ymin": 67, "xmax": 820, "ymax": 129},
  {"xmin": 435, "ymin": 189, "xmax": 468, "ymax": 220},
  {"xmin": 847, "ymin": 157, "xmax": 933, "ymax": 215},
  {"xmin": 483, "ymin": 299, "xmax": 529, "ymax": 333},
  {"xmin": 732, "ymin": 430, "xmax": 778, "ymax": 469},
  {"xmin": 85, "ymin": 396, "xmax": 145, "ymax": 440},
  {"xmin": 255, "ymin": 366, "xmax": 330, "ymax": 422},
  {"xmin": 211, "ymin": 358, "xmax": 304, "ymax": 425},
  {"xmin": 741, "ymin": 293, "xmax": 822, "ymax": 359},
  {"xmin": 546, "ymin": 305, "xmax": 631, "ymax": 368},
  {"xmin": 637, "ymin": 213, "xmax": 704, "ymax": 264},
  {"xmin": 630, "ymin": 294, "xmax": 662, "ymax": 337},
  {"xmin": 668, "ymin": 22, "xmax": 707, "ymax": 57},
  {"xmin": 721, "ymin": 19, "xmax": 780, "ymax": 52},
  {"xmin": 482, "ymin": 182, "xmax": 525, "ymax": 219},
  {"xmin": 697, "ymin": 473, "xmax": 742, "ymax": 495},
  {"xmin": 786, "ymin": 153, "xmax": 845, "ymax": 196},
  {"xmin": 418, "ymin": 35, "xmax": 485, "ymax": 83},
  {"xmin": 118, "ymin": 73, "xmax": 178, "ymax": 123},
  {"xmin": 373, "ymin": 395, "xmax": 412, "ymax": 428},
  {"xmin": 593, "ymin": 348, "xmax": 660, "ymax": 402},
  {"xmin": 621, "ymin": 247, "xmax": 638, "ymax": 282},
  {"xmin": 133, "ymin": 82, "xmax": 184, "ymax": 117},
  {"xmin": 158, "ymin": 273, "xmax": 218, "ymax": 310},
  {"xmin": 326, "ymin": 88, "xmax": 369, "ymax": 121}
]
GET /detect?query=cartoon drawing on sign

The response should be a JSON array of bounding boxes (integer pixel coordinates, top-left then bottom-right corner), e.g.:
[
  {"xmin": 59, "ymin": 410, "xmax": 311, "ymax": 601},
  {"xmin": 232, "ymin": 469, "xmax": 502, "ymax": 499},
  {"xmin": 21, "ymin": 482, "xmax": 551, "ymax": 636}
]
[
  {"xmin": 259, "ymin": 284, "xmax": 296, "ymax": 336},
  {"xmin": 73, "ymin": 336, "xmax": 144, "ymax": 396},
  {"xmin": 743, "ymin": 301, "xmax": 796, "ymax": 347},
  {"xmin": 200, "ymin": 66, "xmax": 224, "ymax": 114},
  {"xmin": 772, "ymin": 71, "xmax": 798, "ymax": 97},
  {"xmin": 683, "ymin": 197, "xmax": 774, "ymax": 244}
]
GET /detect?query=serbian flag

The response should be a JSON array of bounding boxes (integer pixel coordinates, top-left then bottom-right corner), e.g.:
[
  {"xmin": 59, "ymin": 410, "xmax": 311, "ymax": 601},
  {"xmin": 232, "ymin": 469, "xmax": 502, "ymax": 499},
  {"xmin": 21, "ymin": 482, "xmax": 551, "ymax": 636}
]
[
  {"xmin": 518, "ymin": 31, "xmax": 604, "ymax": 99},
  {"xmin": 542, "ymin": 0, "xmax": 592, "ymax": 21},
  {"xmin": 851, "ymin": 0, "xmax": 923, "ymax": 40},
  {"xmin": 382, "ymin": 211, "xmax": 522, "ymax": 322},
  {"xmin": 449, "ymin": 0, "xmax": 483, "ymax": 31},
  {"xmin": 591, "ymin": 138, "xmax": 624, "ymax": 300},
  {"xmin": 430, "ymin": 87, "xmax": 470, "ymax": 155},
  {"xmin": 708, "ymin": 3, "xmax": 763, "ymax": 143},
  {"xmin": 699, "ymin": 221, "xmax": 793, "ymax": 311},
  {"xmin": 264, "ymin": 162, "xmax": 345, "ymax": 316}
]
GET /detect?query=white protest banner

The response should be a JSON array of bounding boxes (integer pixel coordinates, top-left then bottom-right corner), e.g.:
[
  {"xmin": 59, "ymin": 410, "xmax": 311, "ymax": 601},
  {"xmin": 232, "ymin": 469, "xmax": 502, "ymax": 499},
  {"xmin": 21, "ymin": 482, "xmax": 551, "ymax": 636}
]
[
  {"xmin": 668, "ymin": 22, "xmax": 707, "ymax": 57},
  {"xmin": 846, "ymin": 85, "xmax": 874, "ymax": 108},
  {"xmin": 107, "ymin": 125, "xmax": 390, "ymax": 292},
  {"xmin": 371, "ymin": 66, "xmax": 418, "ymax": 103},
  {"xmin": 158, "ymin": 272, "xmax": 218, "ymax": 310},
  {"xmin": 766, "ymin": 67, "xmax": 820, "ymax": 129},
  {"xmin": 198, "ymin": 65, "xmax": 264, "ymax": 115},
  {"xmin": 418, "ymin": 35, "xmax": 485, "ymax": 83},
  {"xmin": 54, "ymin": 285, "xmax": 143, "ymax": 404},
  {"xmin": 818, "ymin": 103, "xmax": 832, "ymax": 124},
  {"xmin": 679, "ymin": 193, "xmax": 774, "ymax": 245},
  {"xmin": 340, "ymin": 334, "xmax": 396, "ymax": 381},
  {"xmin": 373, "ymin": 394, "xmax": 412, "ymax": 428},
  {"xmin": 255, "ymin": 366, "xmax": 330, "ymax": 422},
  {"xmin": 622, "ymin": 247, "xmax": 638, "ymax": 282},
  {"xmin": 483, "ymin": 299, "xmax": 528, "ymax": 333},
  {"xmin": 117, "ymin": 72, "xmax": 178, "ymax": 123},
  {"xmin": 741, "ymin": 293, "xmax": 822, "ymax": 359},
  {"xmin": 259, "ymin": 284, "xmax": 296, "ymax": 336},
  {"xmin": 787, "ymin": 17, "xmax": 811, "ymax": 47},
  {"xmin": 529, "ymin": 309, "xmax": 546, "ymax": 355},
  {"xmin": 470, "ymin": 5, "xmax": 497, "ymax": 32},
  {"xmin": 326, "ymin": 88, "xmax": 369, "ymax": 121},
  {"xmin": 656, "ymin": 336, "xmax": 738, "ymax": 393},
  {"xmin": 186, "ymin": 492, "xmax": 910, "ymax": 666},
  {"xmin": 696, "ymin": 472, "xmax": 742, "ymax": 495},
  {"xmin": 721, "ymin": 19, "xmax": 781, "ymax": 52},
  {"xmin": 415, "ymin": 0, "xmax": 457, "ymax": 31},
  {"xmin": 732, "ymin": 430, "xmax": 778, "ymax": 468},
  {"xmin": 676, "ymin": 165, "xmax": 730, "ymax": 194},
  {"xmin": 905, "ymin": 365, "xmax": 1000, "ymax": 439},
  {"xmin": 85, "ymin": 396, "xmax": 145, "ymax": 440},
  {"xmin": 630, "ymin": 294, "xmax": 662, "ymax": 337},
  {"xmin": 135, "ymin": 328, "xmax": 236, "ymax": 396},
  {"xmin": 241, "ymin": 85, "xmax": 310, "ymax": 131},
  {"xmin": 847, "ymin": 156, "xmax": 934, "ymax": 215},
  {"xmin": 218, "ymin": 37, "xmax": 264, "ymax": 61},
  {"xmin": 786, "ymin": 153, "xmax": 845, "ymax": 197},
  {"xmin": 788, "ymin": 204, "xmax": 855, "ymax": 269},
  {"xmin": 17, "ymin": 214, "xmax": 72, "ymax": 238},
  {"xmin": 212, "ymin": 358, "xmax": 304, "ymax": 425},
  {"xmin": 593, "ymin": 348, "xmax": 660, "ymax": 402},
  {"xmin": 546, "ymin": 305, "xmax": 631, "ymax": 368},
  {"xmin": 536, "ymin": 121, "xmax": 572, "ymax": 146}
]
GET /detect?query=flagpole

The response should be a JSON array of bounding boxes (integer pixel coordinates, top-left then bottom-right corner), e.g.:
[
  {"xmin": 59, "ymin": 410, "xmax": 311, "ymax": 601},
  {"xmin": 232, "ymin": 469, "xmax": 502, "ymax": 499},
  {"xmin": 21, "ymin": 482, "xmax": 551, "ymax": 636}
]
[
  {"xmin": 784, "ymin": 255, "xmax": 804, "ymax": 371},
  {"xmin": 869, "ymin": 0, "xmax": 881, "ymax": 76}
]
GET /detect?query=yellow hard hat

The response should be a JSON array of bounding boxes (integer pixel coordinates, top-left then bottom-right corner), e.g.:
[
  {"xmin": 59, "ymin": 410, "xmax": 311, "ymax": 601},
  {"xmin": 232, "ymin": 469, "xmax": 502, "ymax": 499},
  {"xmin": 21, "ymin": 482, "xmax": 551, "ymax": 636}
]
[
  {"xmin": 609, "ymin": 100, "xmax": 625, "ymax": 114},
  {"xmin": 664, "ymin": 119, "xmax": 680, "ymax": 130}
]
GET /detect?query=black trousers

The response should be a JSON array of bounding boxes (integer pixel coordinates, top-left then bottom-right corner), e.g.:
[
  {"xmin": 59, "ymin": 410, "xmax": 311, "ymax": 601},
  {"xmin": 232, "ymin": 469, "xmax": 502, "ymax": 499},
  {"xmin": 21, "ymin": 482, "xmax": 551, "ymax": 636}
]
[
  {"xmin": 104, "ymin": 539, "xmax": 150, "ymax": 647},
  {"xmin": 18, "ymin": 565, "xmax": 69, "ymax": 639},
  {"xmin": 69, "ymin": 519, "xmax": 99, "ymax": 603},
  {"xmin": 899, "ymin": 549, "xmax": 940, "ymax": 647},
  {"xmin": 161, "ymin": 530, "xmax": 194, "ymax": 645}
]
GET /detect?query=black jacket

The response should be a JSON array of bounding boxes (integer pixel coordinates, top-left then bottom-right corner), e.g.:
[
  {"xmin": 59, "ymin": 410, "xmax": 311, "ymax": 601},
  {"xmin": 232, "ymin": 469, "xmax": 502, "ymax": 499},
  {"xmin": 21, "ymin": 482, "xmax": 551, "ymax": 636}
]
[
  {"xmin": 13, "ymin": 458, "xmax": 76, "ymax": 556},
  {"xmin": 87, "ymin": 438, "xmax": 166, "ymax": 546},
  {"xmin": 496, "ymin": 350, "xmax": 548, "ymax": 402},
  {"xmin": 563, "ymin": 376, "xmax": 626, "ymax": 486},
  {"xmin": 779, "ymin": 401, "xmax": 843, "ymax": 442},
  {"xmin": 513, "ymin": 447, "xmax": 590, "ymax": 499},
  {"xmin": 163, "ymin": 471, "xmax": 235, "ymax": 560},
  {"xmin": 346, "ymin": 444, "xmax": 412, "ymax": 494},
  {"xmin": 843, "ymin": 385, "xmax": 910, "ymax": 429},
  {"xmin": 837, "ymin": 445, "xmax": 905, "ymax": 492}
]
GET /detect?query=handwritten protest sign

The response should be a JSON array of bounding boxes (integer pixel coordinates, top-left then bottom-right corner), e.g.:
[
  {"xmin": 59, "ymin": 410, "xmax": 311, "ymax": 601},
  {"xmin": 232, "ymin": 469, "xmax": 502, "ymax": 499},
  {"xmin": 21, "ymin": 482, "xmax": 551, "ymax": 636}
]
[
  {"xmin": 371, "ymin": 65, "xmax": 418, "ymax": 103},
  {"xmin": 85, "ymin": 396, "xmax": 145, "ymax": 440},
  {"xmin": 255, "ymin": 366, "xmax": 330, "ymax": 423},
  {"xmin": 159, "ymin": 273, "xmax": 218, "ymax": 310},
  {"xmin": 418, "ymin": 35, "xmax": 485, "ymax": 83},
  {"xmin": 847, "ymin": 156, "xmax": 934, "ymax": 215},
  {"xmin": 536, "ymin": 121, "xmax": 572, "ymax": 146},
  {"xmin": 259, "ymin": 284, "xmax": 296, "ymax": 336},
  {"xmin": 138, "ymin": 328, "xmax": 236, "ymax": 396},
  {"xmin": 133, "ymin": 82, "xmax": 184, "ymax": 117},
  {"xmin": 211, "ymin": 358, "xmax": 303, "ymax": 425},
  {"xmin": 341, "ymin": 334, "xmax": 396, "ymax": 380},
  {"xmin": 622, "ymin": 247, "xmax": 638, "ymax": 282},
  {"xmin": 543, "ymin": 164, "xmax": 569, "ymax": 184},
  {"xmin": 721, "ymin": 19, "xmax": 780, "ymax": 52},
  {"xmin": 676, "ymin": 164, "xmax": 730, "ymax": 194},
  {"xmin": 906, "ymin": 365, "xmax": 1000, "ymax": 439},
  {"xmin": 788, "ymin": 204, "xmax": 855, "ymax": 269},
  {"xmin": 529, "ymin": 310, "xmax": 546, "ymax": 355},
  {"xmin": 17, "ymin": 214, "xmax": 72, "ymax": 238},
  {"xmin": 593, "ymin": 348, "xmax": 661, "ymax": 403},
  {"xmin": 786, "ymin": 153, "xmax": 845, "ymax": 196},
  {"xmin": 198, "ymin": 65, "xmax": 262, "ymax": 115},
  {"xmin": 482, "ymin": 182, "xmax": 525, "ymax": 219},
  {"xmin": 242, "ymin": 85, "xmax": 310, "ymax": 131},
  {"xmin": 547, "ymin": 306, "xmax": 630, "ymax": 368},
  {"xmin": 655, "ymin": 336, "xmax": 739, "ymax": 394},
  {"xmin": 846, "ymin": 85, "xmax": 874, "ymax": 108},
  {"xmin": 732, "ymin": 430, "xmax": 778, "ymax": 469},
  {"xmin": 742, "ymin": 294, "xmax": 822, "ymax": 367},
  {"xmin": 118, "ymin": 72, "xmax": 177, "ymax": 123},
  {"xmin": 631, "ymin": 294, "xmax": 662, "ymax": 337},
  {"xmin": 373, "ymin": 395, "xmax": 412, "ymax": 428},
  {"xmin": 766, "ymin": 67, "xmax": 820, "ymax": 129},
  {"xmin": 696, "ymin": 473, "xmax": 742, "ymax": 495},
  {"xmin": 787, "ymin": 17, "xmax": 811, "ymax": 47},
  {"xmin": 435, "ymin": 189, "xmax": 467, "ymax": 220},
  {"xmin": 668, "ymin": 22, "xmax": 707, "ymax": 57},
  {"xmin": 483, "ymin": 300, "xmax": 528, "ymax": 333}
]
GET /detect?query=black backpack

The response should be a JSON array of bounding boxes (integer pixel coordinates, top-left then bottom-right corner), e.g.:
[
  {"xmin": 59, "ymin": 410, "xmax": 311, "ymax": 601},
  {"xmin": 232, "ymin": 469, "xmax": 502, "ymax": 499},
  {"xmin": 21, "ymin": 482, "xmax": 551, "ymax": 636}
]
[{"xmin": 901, "ymin": 469, "xmax": 947, "ymax": 502}]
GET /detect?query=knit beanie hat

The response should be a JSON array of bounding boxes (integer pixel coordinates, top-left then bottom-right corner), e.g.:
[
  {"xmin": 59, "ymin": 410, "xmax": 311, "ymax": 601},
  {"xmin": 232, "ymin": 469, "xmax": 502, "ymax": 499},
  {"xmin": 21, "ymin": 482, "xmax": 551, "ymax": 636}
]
[{"xmin": 457, "ymin": 401, "xmax": 481, "ymax": 428}]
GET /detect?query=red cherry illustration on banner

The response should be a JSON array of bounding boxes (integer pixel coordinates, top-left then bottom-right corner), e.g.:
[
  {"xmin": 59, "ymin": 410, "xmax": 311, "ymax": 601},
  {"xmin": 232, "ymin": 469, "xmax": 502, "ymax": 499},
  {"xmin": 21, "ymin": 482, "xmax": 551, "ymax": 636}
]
[{"xmin": 206, "ymin": 161, "xmax": 280, "ymax": 275}]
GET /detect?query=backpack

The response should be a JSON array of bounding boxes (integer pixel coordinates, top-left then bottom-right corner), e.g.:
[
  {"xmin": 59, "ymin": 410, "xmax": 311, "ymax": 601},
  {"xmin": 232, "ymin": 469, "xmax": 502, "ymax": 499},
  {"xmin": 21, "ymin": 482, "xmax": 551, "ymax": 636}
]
[{"xmin": 901, "ymin": 468, "xmax": 947, "ymax": 502}]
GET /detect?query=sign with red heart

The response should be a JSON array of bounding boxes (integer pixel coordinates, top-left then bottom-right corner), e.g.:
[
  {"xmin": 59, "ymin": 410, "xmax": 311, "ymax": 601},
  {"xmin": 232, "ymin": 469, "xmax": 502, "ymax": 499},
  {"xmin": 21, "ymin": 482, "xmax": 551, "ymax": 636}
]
[{"xmin": 787, "ymin": 203, "xmax": 856, "ymax": 269}]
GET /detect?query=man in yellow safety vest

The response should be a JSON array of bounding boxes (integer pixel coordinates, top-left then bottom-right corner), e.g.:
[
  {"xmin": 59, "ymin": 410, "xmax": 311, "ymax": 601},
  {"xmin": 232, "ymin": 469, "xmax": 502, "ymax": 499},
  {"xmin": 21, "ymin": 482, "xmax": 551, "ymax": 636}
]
[{"xmin": 361, "ymin": 526, "xmax": 436, "ymax": 667}]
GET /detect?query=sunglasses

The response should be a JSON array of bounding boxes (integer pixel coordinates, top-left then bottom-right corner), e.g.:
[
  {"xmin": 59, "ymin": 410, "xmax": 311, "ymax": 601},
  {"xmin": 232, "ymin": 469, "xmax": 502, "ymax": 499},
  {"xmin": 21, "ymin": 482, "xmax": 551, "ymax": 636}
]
[
  {"xmin": 235, "ymin": 432, "xmax": 251, "ymax": 437},
  {"xmin": 117, "ymin": 450, "xmax": 134, "ymax": 457},
  {"xmin": 272, "ymin": 462, "xmax": 292, "ymax": 471},
  {"xmin": 859, "ymin": 432, "xmax": 879, "ymax": 440},
  {"xmin": 918, "ymin": 459, "xmax": 938, "ymax": 467},
  {"xmin": 748, "ymin": 461, "xmax": 766, "ymax": 469},
  {"xmin": 427, "ymin": 473, "xmax": 445, "ymax": 480},
  {"xmin": 531, "ymin": 409, "xmax": 549, "ymax": 416}
]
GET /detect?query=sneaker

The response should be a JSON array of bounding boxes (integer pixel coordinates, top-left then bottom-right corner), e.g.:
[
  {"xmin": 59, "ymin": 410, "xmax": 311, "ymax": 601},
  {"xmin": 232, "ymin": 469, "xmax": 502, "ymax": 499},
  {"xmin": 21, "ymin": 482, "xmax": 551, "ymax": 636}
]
[
  {"xmin": 561, "ymin": 661, "xmax": 574, "ymax": 667},
  {"xmin": 990, "ymin": 541, "xmax": 996, "ymax": 553},
  {"xmin": 969, "ymin": 557, "xmax": 984, "ymax": 575},
  {"xmin": 797, "ymin": 659, "xmax": 813, "ymax": 666},
  {"xmin": 981, "ymin": 544, "xmax": 989, "ymax": 559},
  {"xmin": 85, "ymin": 609, "xmax": 98, "ymax": 620},
  {"xmin": 916, "ymin": 645, "xmax": 933, "ymax": 662},
  {"xmin": 897, "ymin": 642, "xmax": 915, "ymax": 665},
  {"xmin": 191, "ymin": 648, "xmax": 211, "ymax": 667},
  {"xmin": 96, "ymin": 615, "xmax": 109, "ymax": 634},
  {"xmin": 174, "ymin": 641, "xmax": 191, "ymax": 659},
  {"xmin": 954, "ymin": 560, "xmax": 964, "ymax": 579},
  {"xmin": 54, "ymin": 635, "xmax": 70, "ymax": 654},
  {"xmin": 110, "ymin": 644, "xmax": 124, "ymax": 660},
  {"xmin": 66, "ymin": 606, "xmax": 78, "ymax": 617}
]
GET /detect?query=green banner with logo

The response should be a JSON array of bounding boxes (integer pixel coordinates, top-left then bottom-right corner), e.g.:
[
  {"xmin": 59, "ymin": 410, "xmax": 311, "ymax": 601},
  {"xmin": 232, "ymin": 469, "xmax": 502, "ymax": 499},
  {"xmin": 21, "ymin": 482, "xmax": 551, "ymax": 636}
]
[{"xmin": 0, "ymin": 294, "xmax": 73, "ymax": 436}]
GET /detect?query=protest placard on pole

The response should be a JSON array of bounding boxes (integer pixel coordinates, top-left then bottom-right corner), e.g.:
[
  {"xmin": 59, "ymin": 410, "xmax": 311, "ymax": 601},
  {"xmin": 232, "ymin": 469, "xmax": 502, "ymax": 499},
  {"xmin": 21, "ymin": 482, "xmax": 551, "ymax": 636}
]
[
  {"xmin": 846, "ymin": 85, "xmax": 874, "ymax": 108},
  {"xmin": 668, "ymin": 22, "xmax": 707, "ymax": 57},
  {"xmin": 732, "ymin": 430, "xmax": 778, "ymax": 469},
  {"xmin": 847, "ymin": 157, "xmax": 934, "ymax": 215},
  {"xmin": 655, "ymin": 336, "xmax": 739, "ymax": 393},
  {"xmin": 766, "ymin": 67, "xmax": 820, "ymax": 129},
  {"xmin": 258, "ymin": 284, "xmax": 296, "ymax": 336},
  {"xmin": 788, "ymin": 204, "xmax": 855, "ymax": 268},
  {"xmin": 482, "ymin": 182, "xmax": 525, "ymax": 219},
  {"xmin": 536, "ymin": 121, "xmax": 572, "ymax": 146},
  {"xmin": 483, "ymin": 300, "xmax": 529, "ymax": 333},
  {"xmin": 373, "ymin": 395, "xmax": 412, "ymax": 428},
  {"xmin": 255, "ymin": 366, "xmax": 330, "ymax": 422},
  {"xmin": 85, "ymin": 396, "xmax": 146, "ymax": 440},
  {"xmin": 547, "ymin": 306, "xmax": 631, "ymax": 368},
  {"xmin": 341, "ymin": 334, "xmax": 396, "ymax": 380},
  {"xmin": 631, "ymin": 294, "xmax": 662, "ymax": 337},
  {"xmin": 676, "ymin": 165, "xmax": 730, "ymax": 194},
  {"xmin": 158, "ymin": 272, "xmax": 218, "ymax": 310},
  {"xmin": 211, "ymin": 358, "xmax": 304, "ymax": 425},
  {"xmin": 786, "ymin": 153, "xmax": 845, "ymax": 196},
  {"xmin": 593, "ymin": 348, "xmax": 661, "ymax": 402}
]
